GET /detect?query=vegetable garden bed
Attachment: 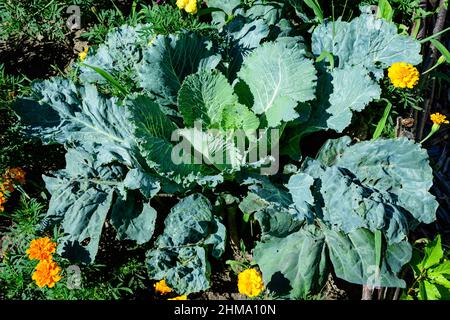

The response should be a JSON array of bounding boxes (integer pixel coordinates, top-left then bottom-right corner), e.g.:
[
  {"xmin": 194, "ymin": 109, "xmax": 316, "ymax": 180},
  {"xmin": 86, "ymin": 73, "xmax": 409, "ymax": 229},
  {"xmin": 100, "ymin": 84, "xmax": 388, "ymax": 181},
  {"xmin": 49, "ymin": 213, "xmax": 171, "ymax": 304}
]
[{"xmin": 0, "ymin": 0, "xmax": 449, "ymax": 301}]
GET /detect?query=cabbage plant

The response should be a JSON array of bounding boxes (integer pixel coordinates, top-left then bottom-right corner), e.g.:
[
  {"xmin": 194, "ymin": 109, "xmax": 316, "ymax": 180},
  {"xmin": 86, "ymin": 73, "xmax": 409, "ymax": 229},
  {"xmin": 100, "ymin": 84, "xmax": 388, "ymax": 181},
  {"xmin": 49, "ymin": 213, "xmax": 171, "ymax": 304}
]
[
  {"xmin": 248, "ymin": 136, "xmax": 438, "ymax": 298},
  {"xmin": 12, "ymin": 3, "xmax": 438, "ymax": 297}
]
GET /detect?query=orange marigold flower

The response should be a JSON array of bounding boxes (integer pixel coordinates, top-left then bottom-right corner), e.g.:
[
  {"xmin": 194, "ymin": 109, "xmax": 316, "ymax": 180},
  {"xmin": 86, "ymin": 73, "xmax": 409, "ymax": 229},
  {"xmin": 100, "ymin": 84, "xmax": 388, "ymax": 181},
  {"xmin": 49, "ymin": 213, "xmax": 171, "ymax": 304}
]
[
  {"xmin": 26, "ymin": 237, "xmax": 57, "ymax": 261},
  {"xmin": 0, "ymin": 192, "xmax": 6, "ymax": 205},
  {"xmin": 154, "ymin": 279, "xmax": 173, "ymax": 295},
  {"xmin": 0, "ymin": 178, "xmax": 14, "ymax": 193},
  {"xmin": 168, "ymin": 295, "xmax": 188, "ymax": 300},
  {"xmin": 0, "ymin": 192, "xmax": 7, "ymax": 212},
  {"xmin": 388, "ymin": 62, "xmax": 420, "ymax": 89},
  {"xmin": 32, "ymin": 258, "xmax": 62, "ymax": 288},
  {"xmin": 430, "ymin": 113, "xmax": 449, "ymax": 126},
  {"xmin": 5, "ymin": 167, "xmax": 26, "ymax": 185},
  {"xmin": 238, "ymin": 268, "xmax": 264, "ymax": 297}
]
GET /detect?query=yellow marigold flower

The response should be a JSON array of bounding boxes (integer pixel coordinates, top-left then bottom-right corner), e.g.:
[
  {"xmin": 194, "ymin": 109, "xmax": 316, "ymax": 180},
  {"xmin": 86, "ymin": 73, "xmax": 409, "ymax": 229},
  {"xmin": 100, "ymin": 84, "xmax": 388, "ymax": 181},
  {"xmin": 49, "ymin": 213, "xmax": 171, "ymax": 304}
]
[
  {"xmin": 0, "ymin": 205, "xmax": 4, "ymax": 212},
  {"xmin": 238, "ymin": 268, "xmax": 264, "ymax": 297},
  {"xmin": 430, "ymin": 113, "xmax": 449, "ymax": 125},
  {"xmin": 32, "ymin": 258, "xmax": 62, "ymax": 288},
  {"xmin": 26, "ymin": 237, "xmax": 57, "ymax": 261},
  {"xmin": 388, "ymin": 62, "xmax": 420, "ymax": 89},
  {"xmin": 168, "ymin": 295, "xmax": 188, "ymax": 300},
  {"xmin": 421, "ymin": 113, "xmax": 449, "ymax": 144},
  {"xmin": 79, "ymin": 47, "xmax": 89, "ymax": 62},
  {"xmin": 176, "ymin": 0, "xmax": 189, "ymax": 10},
  {"xmin": 6, "ymin": 167, "xmax": 26, "ymax": 185},
  {"xmin": 154, "ymin": 279, "xmax": 173, "ymax": 295},
  {"xmin": 185, "ymin": 0, "xmax": 198, "ymax": 14},
  {"xmin": 176, "ymin": 0, "xmax": 197, "ymax": 14}
]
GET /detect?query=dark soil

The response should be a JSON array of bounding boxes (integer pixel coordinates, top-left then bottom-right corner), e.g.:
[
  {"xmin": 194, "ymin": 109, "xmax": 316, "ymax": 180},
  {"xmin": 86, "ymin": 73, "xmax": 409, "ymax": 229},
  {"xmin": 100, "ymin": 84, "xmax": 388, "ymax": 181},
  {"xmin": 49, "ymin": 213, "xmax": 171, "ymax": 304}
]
[{"xmin": 0, "ymin": 41, "xmax": 73, "ymax": 80}]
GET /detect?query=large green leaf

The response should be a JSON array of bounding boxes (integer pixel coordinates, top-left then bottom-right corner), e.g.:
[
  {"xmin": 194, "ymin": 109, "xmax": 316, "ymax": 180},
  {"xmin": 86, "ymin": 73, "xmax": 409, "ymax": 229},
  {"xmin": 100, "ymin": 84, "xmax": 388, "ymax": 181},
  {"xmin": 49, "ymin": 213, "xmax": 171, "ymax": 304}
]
[
  {"xmin": 15, "ymin": 78, "xmax": 139, "ymax": 167},
  {"xmin": 138, "ymin": 32, "xmax": 220, "ymax": 106},
  {"xmin": 178, "ymin": 70, "xmax": 238, "ymax": 128},
  {"xmin": 221, "ymin": 103, "xmax": 260, "ymax": 132},
  {"xmin": 254, "ymin": 225, "xmax": 328, "ymax": 299},
  {"xmin": 238, "ymin": 41, "xmax": 317, "ymax": 127},
  {"xmin": 286, "ymin": 173, "xmax": 315, "ymax": 221},
  {"xmin": 421, "ymin": 235, "xmax": 444, "ymax": 270},
  {"xmin": 432, "ymin": 261, "xmax": 450, "ymax": 275},
  {"xmin": 312, "ymin": 14, "xmax": 422, "ymax": 77},
  {"xmin": 246, "ymin": 1, "xmax": 285, "ymax": 25},
  {"xmin": 177, "ymin": 127, "xmax": 244, "ymax": 171},
  {"xmin": 324, "ymin": 227, "xmax": 411, "ymax": 288},
  {"xmin": 80, "ymin": 25, "xmax": 149, "ymax": 85},
  {"xmin": 224, "ymin": 17, "xmax": 271, "ymax": 80},
  {"xmin": 206, "ymin": 0, "xmax": 243, "ymax": 27},
  {"xmin": 320, "ymin": 166, "xmax": 409, "ymax": 244},
  {"xmin": 324, "ymin": 66, "xmax": 381, "ymax": 132},
  {"xmin": 110, "ymin": 192, "xmax": 157, "ymax": 245},
  {"xmin": 254, "ymin": 206, "xmax": 303, "ymax": 239},
  {"xmin": 206, "ymin": 0, "xmax": 241, "ymax": 15},
  {"xmin": 334, "ymin": 138, "xmax": 438, "ymax": 225},
  {"xmin": 122, "ymin": 168, "xmax": 161, "ymax": 199},
  {"xmin": 14, "ymin": 78, "xmax": 81, "ymax": 143},
  {"xmin": 43, "ymin": 148, "xmax": 158, "ymax": 263},
  {"xmin": 128, "ymin": 95, "xmax": 209, "ymax": 185},
  {"xmin": 315, "ymin": 135, "xmax": 352, "ymax": 166},
  {"xmin": 146, "ymin": 194, "xmax": 226, "ymax": 294},
  {"xmin": 245, "ymin": 176, "xmax": 293, "ymax": 208},
  {"xmin": 128, "ymin": 95, "xmax": 176, "ymax": 141}
]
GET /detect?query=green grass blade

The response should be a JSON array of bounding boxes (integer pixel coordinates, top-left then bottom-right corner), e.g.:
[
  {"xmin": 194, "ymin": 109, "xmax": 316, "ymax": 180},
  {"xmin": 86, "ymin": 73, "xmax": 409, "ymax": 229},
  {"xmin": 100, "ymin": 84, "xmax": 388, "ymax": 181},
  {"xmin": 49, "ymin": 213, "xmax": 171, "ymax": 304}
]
[
  {"xmin": 430, "ymin": 39, "xmax": 450, "ymax": 64},
  {"xmin": 82, "ymin": 64, "xmax": 129, "ymax": 96},
  {"xmin": 372, "ymin": 100, "xmax": 392, "ymax": 140},
  {"xmin": 304, "ymin": 0, "xmax": 324, "ymax": 23}
]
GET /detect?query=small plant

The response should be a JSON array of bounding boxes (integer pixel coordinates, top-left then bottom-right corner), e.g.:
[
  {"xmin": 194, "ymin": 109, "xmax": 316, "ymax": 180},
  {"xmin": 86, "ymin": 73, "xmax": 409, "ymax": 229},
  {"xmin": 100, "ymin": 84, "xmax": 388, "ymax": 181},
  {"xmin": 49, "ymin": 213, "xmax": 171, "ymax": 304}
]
[
  {"xmin": 0, "ymin": 64, "xmax": 30, "ymax": 105},
  {"xmin": 0, "ymin": 0, "xmax": 68, "ymax": 44},
  {"xmin": 403, "ymin": 235, "xmax": 450, "ymax": 300},
  {"xmin": 80, "ymin": 5, "xmax": 133, "ymax": 45},
  {"xmin": 138, "ymin": 3, "xmax": 212, "ymax": 36}
]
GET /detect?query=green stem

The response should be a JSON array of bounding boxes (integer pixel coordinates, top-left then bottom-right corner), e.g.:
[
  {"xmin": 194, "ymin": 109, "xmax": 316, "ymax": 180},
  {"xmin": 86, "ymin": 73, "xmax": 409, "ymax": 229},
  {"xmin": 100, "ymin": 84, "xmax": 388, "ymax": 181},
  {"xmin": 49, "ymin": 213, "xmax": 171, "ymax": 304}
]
[
  {"xmin": 419, "ymin": 26, "xmax": 450, "ymax": 43},
  {"xmin": 420, "ymin": 124, "xmax": 440, "ymax": 144},
  {"xmin": 422, "ymin": 56, "xmax": 446, "ymax": 75}
]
